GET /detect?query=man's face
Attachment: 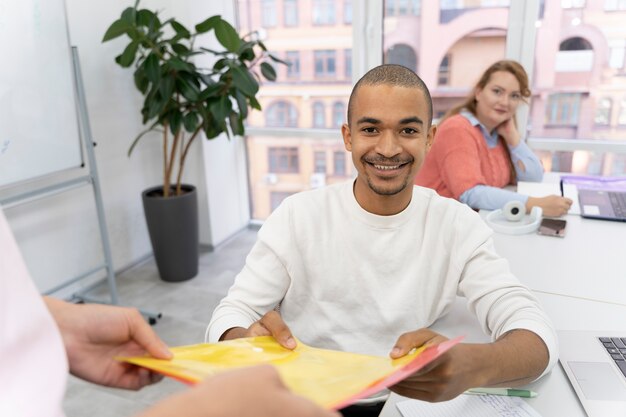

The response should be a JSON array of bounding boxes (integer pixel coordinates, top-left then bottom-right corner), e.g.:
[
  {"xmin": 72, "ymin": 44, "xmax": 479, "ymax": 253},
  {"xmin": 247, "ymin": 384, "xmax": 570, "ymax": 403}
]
[{"xmin": 342, "ymin": 84, "xmax": 434, "ymax": 205}]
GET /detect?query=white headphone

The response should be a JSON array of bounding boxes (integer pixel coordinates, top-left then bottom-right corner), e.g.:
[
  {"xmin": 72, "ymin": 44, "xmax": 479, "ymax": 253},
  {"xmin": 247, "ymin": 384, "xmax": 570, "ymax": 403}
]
[{"xmin": 485, "ymin": 201, "xmax": 543, "ymax": 235}]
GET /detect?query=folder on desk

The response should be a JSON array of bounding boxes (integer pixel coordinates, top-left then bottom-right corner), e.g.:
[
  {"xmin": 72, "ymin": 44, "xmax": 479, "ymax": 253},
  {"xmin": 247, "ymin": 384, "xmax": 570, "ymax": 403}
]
[{"xmin": 119, "ymin": 335, "xmax": 461, "ymax": 410}]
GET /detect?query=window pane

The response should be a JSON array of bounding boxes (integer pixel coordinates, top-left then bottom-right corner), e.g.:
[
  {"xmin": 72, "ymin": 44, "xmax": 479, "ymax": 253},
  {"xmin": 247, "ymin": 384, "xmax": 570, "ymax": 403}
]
[
  {"xmin": 528, "ymin": 1, "xmax": 626, "ymax": 175},
  {"xmin": 384, "ymin": 1, "xmax": 510, "ymax": 123},
  {"xmin": 333, "ymin": 151, "xmax": 346, "ymax": 176},
  {"xmin": 262, "ymin": 0, "xmax": 277, "ymax": 27},
  {"xmin": 236, "ymin": 0, "xmax": 353, "ymax": 221}
]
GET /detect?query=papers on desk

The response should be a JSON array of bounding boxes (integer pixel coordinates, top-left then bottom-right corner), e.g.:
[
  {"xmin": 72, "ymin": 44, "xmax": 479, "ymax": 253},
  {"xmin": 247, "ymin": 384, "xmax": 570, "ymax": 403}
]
[
  {"xmin": 517, "ymin": 181, "xmax": 580, "ymax": 215},
  {"xmin": 397, "ymin": 394, "xmax": 542, "ymax": 417}
]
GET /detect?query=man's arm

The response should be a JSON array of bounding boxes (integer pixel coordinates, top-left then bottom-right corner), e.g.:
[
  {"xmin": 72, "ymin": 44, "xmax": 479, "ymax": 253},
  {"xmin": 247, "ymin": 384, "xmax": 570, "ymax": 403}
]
[
  {"xmin": 388, "ymin": 328, "xmax": 548, "ymax": 402},
  {"xmin": 44, "ymin": 297, "xmax": 172, "ymax": 390}
]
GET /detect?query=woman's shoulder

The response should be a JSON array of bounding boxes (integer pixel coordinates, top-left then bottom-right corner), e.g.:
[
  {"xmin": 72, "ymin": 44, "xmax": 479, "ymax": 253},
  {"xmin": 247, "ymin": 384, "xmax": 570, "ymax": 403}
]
[{"xmin": 437, "ymin": 113, "xmax": 473, "ymax": 130}]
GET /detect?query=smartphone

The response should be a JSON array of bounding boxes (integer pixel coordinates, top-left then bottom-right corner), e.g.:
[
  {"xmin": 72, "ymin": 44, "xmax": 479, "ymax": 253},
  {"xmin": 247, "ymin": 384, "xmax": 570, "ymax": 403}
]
[{"xmin": 537, "ymin": 218, "xmax": 567, "ymax": 237}]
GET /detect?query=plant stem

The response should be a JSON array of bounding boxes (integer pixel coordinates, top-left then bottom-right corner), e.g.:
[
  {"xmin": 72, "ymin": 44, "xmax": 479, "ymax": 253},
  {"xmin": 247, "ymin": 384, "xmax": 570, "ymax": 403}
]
[
  {"xmin": 166, "ymin": 129, "xmax": 181, "ymax": 195},
  {"xmin": 163, "ymin": 123, "xmax": 169, "ymax": 197},
  {"xmin": 176, "ymin": 127, "xmax": 202, "ymax": 193}
]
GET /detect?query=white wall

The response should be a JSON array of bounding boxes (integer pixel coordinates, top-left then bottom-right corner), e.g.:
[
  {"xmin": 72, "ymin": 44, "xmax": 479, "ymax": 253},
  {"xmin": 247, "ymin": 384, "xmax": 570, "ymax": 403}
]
[{"xmin": 2, "ymin": 0, "xmax": 250, "ymax": 295}]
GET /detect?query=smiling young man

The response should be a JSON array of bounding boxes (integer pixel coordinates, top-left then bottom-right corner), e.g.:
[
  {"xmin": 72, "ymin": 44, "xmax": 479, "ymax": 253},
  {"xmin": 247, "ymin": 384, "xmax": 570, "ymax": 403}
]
[{"xmin": 207, "ymin": 65, "xmax": 557, "ymax": 417}]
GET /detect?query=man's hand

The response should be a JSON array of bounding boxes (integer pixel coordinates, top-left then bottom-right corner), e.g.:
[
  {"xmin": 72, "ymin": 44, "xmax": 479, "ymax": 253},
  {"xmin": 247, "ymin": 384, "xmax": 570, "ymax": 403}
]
[
  {"xmin": 44, "ymin": 297, "xmax": 172, "ymax": 390},
  {"xmin": 388, "ymin": 328, "xmax": 549, "ymax": 402},
  {"xmin": 136, "ymin": 365, "xmax": 341, "ymax": 417},
  {"xmin": 221, "ymin": 310, "xmax": 297, "ymax": 350}
]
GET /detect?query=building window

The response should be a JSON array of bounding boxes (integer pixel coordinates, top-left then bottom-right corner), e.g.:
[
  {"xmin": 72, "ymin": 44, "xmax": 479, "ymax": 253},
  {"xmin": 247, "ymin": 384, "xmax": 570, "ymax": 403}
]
[
  {"xmin": 312, "ymin": 102, "xmax": 326, "ymax": 128},
  {"xmin": 556, "ymin": 37, "xmax": 594, "ymax": 72},
  {"xmin": 314, "ymin": 151, "xmax": 326, "ymax": 173},
  {"xmin": 562, "ymin": 0, "xmax": 585, "ymax": 8},
  {"xmin": 344, "ymin": 0, "xmax": 353, "ymax": 23},
  {"xmin": 619, "ymin": 98, "xmax": 626, "ymax": 125},
  {"xmin": 384, "ymin": 44, "xmax": 417, "ymax": 72},
  {"xmin": 546, "ymin": 93, "xmax": 582, "ymax": 125},
  {"xmin": 314, "ymin": 50, "xmax": 336, "ymax": 77},
  {"xmin": 268, "ymin": 147, "xmax": 299, "ymax": 173},
  {"xmin": 560, "ymin": 37, "xmax": 592, "ymax": 51},
  {"xmin": 266, "ymin": 101, "xmax": 298, "ymax": 127},
  {"xmin": 332, "ymin": 102, "xmax": 345, "ymax": 128},
  {"xmin": 262, "ymin": 0, "xmax": 277, "ymax": 27},
  {"xmin": 345, "ymin": 49, "xmax": 352, "ymax": 79},
  {"xmin": 313, "ymin": 0, "xmax": 335, "ymax": 25},
  {"xmin": 286, "ymin": 51, "xmax": 300, "ymax": 79},
  {"xmin": 284, "ymin": 0, "xmax": 298, "ymax": 26},
  {"xmin": 386, "ymin": 0, "xmax": 421, "ymax": 15},
  {"xmin": 605, "ymin": 0, "xmax": 626, "ymax": 10},
  {"xmin": 595, "ymin": 98, "xmax": 612, "ymax": 126},
  {"xmin": 333, "ymin": 151, "xmax": 346, "ymax": 176},
  {"xmin": 270, "ymin": 191, "xmax": 295, "ymax": 212},
  {"xmin": 438, "ymin": 54, "xmax": 451, "ymax": 86},
  {"xmin": 609, "ymin": 41, "xmax": 625, "ymax": 69}
]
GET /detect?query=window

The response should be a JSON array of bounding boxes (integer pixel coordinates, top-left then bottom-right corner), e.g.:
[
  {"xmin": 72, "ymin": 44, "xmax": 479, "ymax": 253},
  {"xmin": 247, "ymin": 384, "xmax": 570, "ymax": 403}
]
[
  {"xmin": 386, "ymin": 0, "xmax": 421, "ymax": 14},
  {"xmin": 332, "ymin": 102, "xmax": 345, "ymax": 128},
  {"xmin": 595, "ymin": 98, "xmax": 612, "ymax": 126},
  {"xmin": 314, "ymin": 50, "xmax": 336, "ymax": 77},
  {"xmin": 333, "ymin": 151, "xmax": 346, "ymax": 176},
  {"xmin": 270, "ymin": 191, "xmax": 295, "ymax": 212},
  {"xmin": 384, "ymin": 44, "xmax": 417, "ymax": 72},
  {"xmin": 313, "ymin": 0, "xmax": 335, "ymax": 25},
  {"xmin": 268, "ymin": 147, "xmax": 299, "ymax": 173},
  {"xmin": 344, "ymin": 0, "xmax": 352, "ymax": 23},
  {"xmin": 562, "ymin": 0, "xmax": 585, "ymax": 7},
  {"xmin": 556, "ymin": 37, "xmax": 594, "ymax": 72},
  {"xmin": 312, "ymin": 102, "xmax": 326, "ymax": 128},
  {"xmin": 314, "ymin": 151, "xmax": 326, "ymax": 173},
  {"xmin": 262, "ymin": 0, "xmax": 277, "ymax": 27},
  {"xmin": 605, "ymin": 0, "xmax": 626, "ymax": 10},
  {"xmin": 438, "ymin": 54, "xmax": 451, "ymax": 86},
  {"xmin": 286, "ymin": 51, "xmax": 300, "ymax": 79},
  {"xmin": 345, "ymin": 49, "xmax": 352, "ymax": 79},
  {"xmin": 546, "ymin": 93, "xmax": 582, "ymax": 125},
  {"xmin": 609, "ymin": 40, "xmax": 625, "ymax": 69},
  {"xmin": 266, "ymin": 101, "xmax": 298, "ymax": 127},
  {"xmin": 619, "ymin": 98, "xmax": 626, "ymax": 125},
  {"xmin": 560, "ymin": 37, "xmax": 592, "ymax": 51},
  {"xmin": 284, "ymin": 0, "xmax": 298, "ymax": 26}
]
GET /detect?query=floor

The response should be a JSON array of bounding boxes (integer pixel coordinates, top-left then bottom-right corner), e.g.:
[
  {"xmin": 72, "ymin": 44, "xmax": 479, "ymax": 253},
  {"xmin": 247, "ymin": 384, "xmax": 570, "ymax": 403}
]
[{"xmin": 63, "ymin": 227, "xmax": 259, "ymax": 417}]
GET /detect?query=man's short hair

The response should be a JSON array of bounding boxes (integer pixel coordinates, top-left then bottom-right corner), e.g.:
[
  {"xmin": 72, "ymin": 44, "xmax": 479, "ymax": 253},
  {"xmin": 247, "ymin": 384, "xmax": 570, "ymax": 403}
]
[{"xmin": 347, "ymin": 64, "xmax": 433, "ymax": 126}]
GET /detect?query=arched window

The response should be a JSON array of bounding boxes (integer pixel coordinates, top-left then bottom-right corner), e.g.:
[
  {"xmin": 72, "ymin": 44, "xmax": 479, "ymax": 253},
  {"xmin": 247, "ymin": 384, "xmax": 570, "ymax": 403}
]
[
  {"xmin": 385, "ymin": 44, "xmax": 417, "ymax": 72},
  {"xmin": 559, "ymin": 37, "xmax": 592, "ymax": 51},
  {"xmin": 438, "ymin": 54, "xmax": 451, "ymax": 86},
  {"xmin": 619, "ymin": 98, "xmax": 626, "ymax": 125},
  {"xmin": 312, "ymin": 101, "xmax": 326, "ymax": 128},
  {"xmin": 594, "ymin": 98, "xmax": 612, "ymax": 125},
  {"xmin": 266, "ymin": 101, "xmax": 298, "ymax": 127},
  {"xmin": 332, "ymin": 102, "xmax": 345, "ymax": 128}
]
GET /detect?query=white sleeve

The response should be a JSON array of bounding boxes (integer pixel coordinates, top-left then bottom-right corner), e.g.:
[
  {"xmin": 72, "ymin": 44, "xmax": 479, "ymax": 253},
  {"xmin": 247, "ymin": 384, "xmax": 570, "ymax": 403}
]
[
  {"xmin": 454, "ymin": 211, "xmax": 559, "ymax": 378},
  {"xmin": 206, "ymin": 201, "xmax": 294, "ymax": 343}
]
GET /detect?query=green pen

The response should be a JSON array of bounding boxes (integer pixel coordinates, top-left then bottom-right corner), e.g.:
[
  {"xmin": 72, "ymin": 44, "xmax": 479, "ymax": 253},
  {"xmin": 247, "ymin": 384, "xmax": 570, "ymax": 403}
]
[{"xmin": 465, "ymin": 387, "xmax": 538, "ymax": 398}]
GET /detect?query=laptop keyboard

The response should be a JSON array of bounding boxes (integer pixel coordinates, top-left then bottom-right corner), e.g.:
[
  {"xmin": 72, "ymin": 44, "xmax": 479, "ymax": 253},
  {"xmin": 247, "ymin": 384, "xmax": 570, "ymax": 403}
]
[
  {"xmin": 599, "ymin": 337, "xmax": 626, "ymax": 378},
  {"xmin": 608, "ymin": 192, "xmax": 626, "ymax": 218}
]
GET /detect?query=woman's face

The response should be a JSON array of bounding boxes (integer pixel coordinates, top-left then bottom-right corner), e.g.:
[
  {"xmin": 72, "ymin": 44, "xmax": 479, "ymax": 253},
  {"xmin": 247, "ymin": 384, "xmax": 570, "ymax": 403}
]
[{"xmin": 474, "ymin": 70, "xmax": 523, "ymax": 132}]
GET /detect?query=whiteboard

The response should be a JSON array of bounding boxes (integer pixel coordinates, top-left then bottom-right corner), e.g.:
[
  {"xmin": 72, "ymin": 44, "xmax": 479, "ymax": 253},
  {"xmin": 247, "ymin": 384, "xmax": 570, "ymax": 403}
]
[{"xmin": 0, "ymin": 0, "xmax": 83, "ymax": 188}]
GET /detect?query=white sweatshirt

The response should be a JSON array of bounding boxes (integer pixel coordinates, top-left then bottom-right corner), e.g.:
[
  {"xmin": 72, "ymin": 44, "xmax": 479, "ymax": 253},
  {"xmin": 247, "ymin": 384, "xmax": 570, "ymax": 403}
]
[{"xmin": 207, "ymin": 181, "xmax": 558, "ymax": 376}]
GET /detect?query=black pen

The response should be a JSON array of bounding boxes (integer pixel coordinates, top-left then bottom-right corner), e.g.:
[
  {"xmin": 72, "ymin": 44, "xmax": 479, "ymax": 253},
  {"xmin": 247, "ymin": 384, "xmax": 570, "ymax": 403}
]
[{"xmin": 559, "ymin": 179, "xmax": 564, "ymax": 197}]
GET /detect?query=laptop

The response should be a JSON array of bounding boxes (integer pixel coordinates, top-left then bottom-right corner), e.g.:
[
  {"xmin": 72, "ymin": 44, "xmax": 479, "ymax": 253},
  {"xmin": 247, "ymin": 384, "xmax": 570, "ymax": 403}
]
[
  {"xmin": 578, "ymin": 189, "xmax": 626, "ymax": 222},
  {"xmin": 558, "ymin": 330, "xmax": 626, "ymax": 416}
]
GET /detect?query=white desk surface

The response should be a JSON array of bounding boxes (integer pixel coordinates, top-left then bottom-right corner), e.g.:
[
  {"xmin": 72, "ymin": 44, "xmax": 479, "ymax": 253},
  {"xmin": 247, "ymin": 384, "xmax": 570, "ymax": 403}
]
[
  {"xmin": 480, "ymin": 198, "xmax": 626, "ymax": 307},
  {"xmin": 379, "ymin": 293, "xmax": 626, "ymax": 417}
]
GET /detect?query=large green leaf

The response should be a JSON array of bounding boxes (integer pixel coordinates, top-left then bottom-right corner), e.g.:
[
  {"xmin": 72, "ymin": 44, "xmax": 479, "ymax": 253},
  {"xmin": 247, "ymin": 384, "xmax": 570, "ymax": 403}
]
[
  {"xmin": 137, "ymin": 9, "xmax": 160, "ymax": 28},
  {"xmin": 102, "ymin": 19, "xmax": 131, "ymax": 42},
  {"xmin": 121, "ymin": 7, "xmax": 137, "ymax": 25},
  {"xmin": 198, "ymin": 83, "xmax": 223, "ymax": 101},
  {"xmin": 144, "ymin": 54, "xmax": 160, "ymax": 83},
  {"xmin": 249, "ymin": 96, "xmax": 262, "ymax": 111},
  {"xmin": 260, "ymin": 62, "xmax": 277, "ymax": 81},
  {"xmin": 228, "ymin": 65, "xmax": 258, "ymax": 96},
  {"xmin": 229, "ymin": 112, "xmax": 244, "ymax": 136},
  {"xmin": 214, "ymin": 19, "xmax": 241, "ymax": 52},
  {"xmin": 234, "ymin": 90, "xmax": 248, "ymax": 119},
  {"xmin": 195, "ymin": 15, "xmax": 221, "ymax": 33},
  {"xmin": 159, "ymin": 75, "xmax": 175, "ymax": 102},
  {"xmin": 119, "ymin": 41, "xmax": 139, "ymax": 67},
  {"xmin": 134, "ymin": 68, "xmax": 149, "ymax": 94},
  {"xmin": 210, "ymin": 95, "xmax": 232, "ymax": 124},
  {"xmin": 171, "ymin": 43, "xmax": 190, "ymax": 55},
  {"xmin": 167, "ymin": 57, "xmax": 194, "ymax": 73},
  {"xmin": 169, "ymin": 109, "xmax": 182, "ymax": 135},
  {"xmin": 177, "ymin": 77, "xmax": 200, "ymax": 101},
  {"xmin": 183, "ymin": 112, "xmax": 199, "ymax": 132},
  {"xmin": 170, "ymin": 20, "xmax": 191, "ymax": 39}
]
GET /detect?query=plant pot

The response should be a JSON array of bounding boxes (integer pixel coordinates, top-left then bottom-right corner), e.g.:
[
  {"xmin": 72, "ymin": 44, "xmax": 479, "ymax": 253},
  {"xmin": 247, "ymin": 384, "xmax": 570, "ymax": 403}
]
[{"xmin": 142, "ymin": 184, "xmax": 198, "ymax": 282}]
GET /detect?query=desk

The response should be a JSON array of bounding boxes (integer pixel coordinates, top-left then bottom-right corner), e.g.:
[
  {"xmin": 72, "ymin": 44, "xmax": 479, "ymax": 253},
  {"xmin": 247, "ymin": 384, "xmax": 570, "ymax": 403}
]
[
  {"xmin": 379, "ymin": 294, "xmax": 626, "ymax": 417},
  {"xmin": 480, "ymin": 207, "xmax": 626, "ymax": 307}
]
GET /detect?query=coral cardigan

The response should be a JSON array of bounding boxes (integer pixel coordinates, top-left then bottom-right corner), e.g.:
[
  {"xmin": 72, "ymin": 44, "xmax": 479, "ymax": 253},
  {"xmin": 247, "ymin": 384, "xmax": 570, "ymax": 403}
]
[{"xmin": 415, "ymin": 114, "xmax": 512, "ymax": 200}]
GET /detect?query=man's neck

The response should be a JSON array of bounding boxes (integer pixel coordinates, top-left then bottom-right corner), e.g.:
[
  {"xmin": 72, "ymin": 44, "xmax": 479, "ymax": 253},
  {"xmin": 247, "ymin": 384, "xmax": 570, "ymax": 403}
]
[{"xmin": 353, "ymin": 179, "xmax": 412, "ymax": 216}]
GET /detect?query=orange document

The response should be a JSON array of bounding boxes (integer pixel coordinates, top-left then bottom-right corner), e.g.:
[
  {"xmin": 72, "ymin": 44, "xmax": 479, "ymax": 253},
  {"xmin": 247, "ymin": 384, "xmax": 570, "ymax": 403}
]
[{"xmin": 119, "ymin": 335, "xmax": 462, "ymax": 410}]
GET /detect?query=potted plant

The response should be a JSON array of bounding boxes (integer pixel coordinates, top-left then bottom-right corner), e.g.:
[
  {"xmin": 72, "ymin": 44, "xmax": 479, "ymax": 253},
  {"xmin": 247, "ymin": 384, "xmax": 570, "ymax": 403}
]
[{"xmin": 103, "ymin": 2, "xmax": 282, "ymax": 282}]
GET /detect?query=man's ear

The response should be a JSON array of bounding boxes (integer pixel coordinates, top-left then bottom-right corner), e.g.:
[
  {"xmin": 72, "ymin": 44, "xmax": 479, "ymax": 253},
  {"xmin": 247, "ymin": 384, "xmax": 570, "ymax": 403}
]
[
  {"xmin": 426, "ymin": 124, "xmax": 436, "ymax": 152},
  {"xmin": 342, "ymin": 123, "xmax": 352, "ymax": 151}
]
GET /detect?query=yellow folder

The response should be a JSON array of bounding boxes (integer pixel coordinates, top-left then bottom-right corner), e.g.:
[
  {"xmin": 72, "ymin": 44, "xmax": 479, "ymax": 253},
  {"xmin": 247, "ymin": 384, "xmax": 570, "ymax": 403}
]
[{"xmin": 119, "ymin": 335, "xmax": 461, "ymax": 410}]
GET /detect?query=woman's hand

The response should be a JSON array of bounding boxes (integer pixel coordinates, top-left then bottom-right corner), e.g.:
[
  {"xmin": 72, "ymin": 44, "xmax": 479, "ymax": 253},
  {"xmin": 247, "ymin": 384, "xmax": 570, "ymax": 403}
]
[{"xmin": 526, "ymin": 195, "xmax": 573, "ymax": 217}]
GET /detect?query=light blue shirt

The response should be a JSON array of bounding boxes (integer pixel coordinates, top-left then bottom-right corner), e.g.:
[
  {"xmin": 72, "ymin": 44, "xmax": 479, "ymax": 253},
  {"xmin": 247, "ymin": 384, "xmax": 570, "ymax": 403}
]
[{"xmin": 458, "ymin": 111, "xmax": 544, "ymax": 211}]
